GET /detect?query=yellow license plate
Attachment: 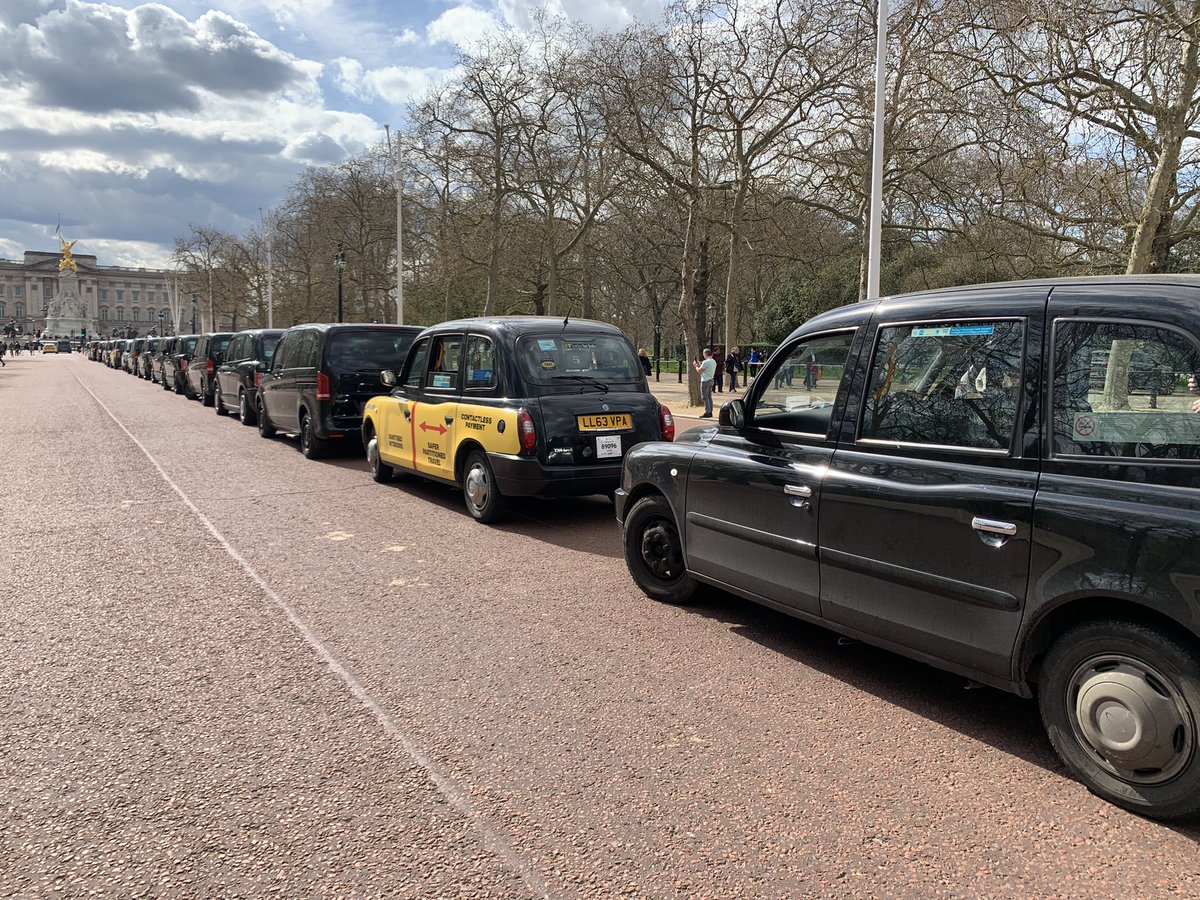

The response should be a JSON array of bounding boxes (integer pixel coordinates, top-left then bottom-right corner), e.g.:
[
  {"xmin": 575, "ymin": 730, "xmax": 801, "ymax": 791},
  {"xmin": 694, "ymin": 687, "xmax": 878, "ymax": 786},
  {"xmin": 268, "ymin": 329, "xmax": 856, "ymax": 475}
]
[{"xmin": 577, "ymin": 413, "xmax": 632, "ymax": 432}]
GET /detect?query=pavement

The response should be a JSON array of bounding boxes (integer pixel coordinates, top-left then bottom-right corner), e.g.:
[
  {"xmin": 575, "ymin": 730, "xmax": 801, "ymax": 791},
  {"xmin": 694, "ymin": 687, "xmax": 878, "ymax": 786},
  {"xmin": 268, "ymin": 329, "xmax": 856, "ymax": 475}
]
[{"xmin": 3, "ymin": 351, "xmax": 1199, "ymax": 898}]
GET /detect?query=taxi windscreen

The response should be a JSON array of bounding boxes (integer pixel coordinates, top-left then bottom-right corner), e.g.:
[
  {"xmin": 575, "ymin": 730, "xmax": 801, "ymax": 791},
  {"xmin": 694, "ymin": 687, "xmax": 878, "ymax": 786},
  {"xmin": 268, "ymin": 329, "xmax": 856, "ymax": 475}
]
[
  {"xmin": 262, "ymin": 333, "xmax": 282, "ymax": 363},
  {"xmin": 517, "ymin": 334, "xmax": 642, "ymax": 388},
  {"xmin": 328, "ymin": 330, "xmax": 415, "ymax": 372}
]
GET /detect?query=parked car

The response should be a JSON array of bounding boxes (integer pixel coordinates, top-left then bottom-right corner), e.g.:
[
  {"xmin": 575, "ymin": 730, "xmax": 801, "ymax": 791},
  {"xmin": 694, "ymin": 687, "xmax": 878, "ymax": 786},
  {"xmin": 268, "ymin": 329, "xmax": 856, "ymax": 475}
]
[
  {"xmin": 125, "ymin": 338, "xmax": 146, "ymax": 374},
  {"xmin": 107, "ymin": 340, "xmax": 125, "ymax": 368},
  {"xmin": 141, "ymin": 338, "xmax": 162, "ymax": 380},
  {"xmin": 617, "ymin": 275, "xmax": 1200, "ymax": 821},
  {"xmin": 214, "ymin": 328, "xmax": 284, "ymax": 423},
  {"xmin": 185, "ymin": 332, "xmax": 235, "ymax": 406},
  {"xmin": 162, "ymin": 335, "xmax": 199, "ymax": 395},
  {"xmin": 362, "ymin": 317, "xmax": 674, "ymax": 522},
  {"xmin": 41, "ymin": 341, "xmax": 57, "ymax": 354},
  {"xmin": 256, "ymin": 323, "xmax": 421, "ymax": 459}
]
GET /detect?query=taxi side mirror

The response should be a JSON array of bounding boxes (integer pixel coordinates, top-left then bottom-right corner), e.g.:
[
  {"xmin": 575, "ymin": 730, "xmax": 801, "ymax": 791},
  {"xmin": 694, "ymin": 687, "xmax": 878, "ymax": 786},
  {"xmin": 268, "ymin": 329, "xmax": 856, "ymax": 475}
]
[
  {"xmin": 381, "ymin": 369, "xmax": 397, "ymax": 388},
  {"xmin": 720, "ymin": 399, "xmax": 745, "ymax": 429}
]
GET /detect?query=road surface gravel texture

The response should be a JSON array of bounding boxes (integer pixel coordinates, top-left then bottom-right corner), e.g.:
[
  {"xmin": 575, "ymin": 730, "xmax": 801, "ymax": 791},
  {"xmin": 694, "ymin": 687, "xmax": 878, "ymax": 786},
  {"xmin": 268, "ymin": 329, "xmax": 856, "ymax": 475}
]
[{"xmin": 1, "ymin": 352, "xmax": 1196, "ymax": 899}]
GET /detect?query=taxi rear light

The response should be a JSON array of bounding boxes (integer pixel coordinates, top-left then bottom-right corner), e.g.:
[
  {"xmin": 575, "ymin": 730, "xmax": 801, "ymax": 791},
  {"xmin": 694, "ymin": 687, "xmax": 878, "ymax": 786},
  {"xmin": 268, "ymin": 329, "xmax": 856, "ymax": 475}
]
[
  {"xmin": 180, "ymin": 358, "xmax": 188, "ymax": 371},
  {"xmin": 659, "ymin": 404, "xmax": 676, "ymax": 442},
  {"xmin": 517, "ymin": 408, "xmax": 537, "ymax": 453},
  {"xmin": 206, "ymin": 358, "xmax": 215, "ymax": 375},
  {"xmin": 254, "ymin": 370, "xmax": 262, "ymax": 387},
  {"xmin": 316, "ymin": 371, "xmax": 331, "ymax": 400}
]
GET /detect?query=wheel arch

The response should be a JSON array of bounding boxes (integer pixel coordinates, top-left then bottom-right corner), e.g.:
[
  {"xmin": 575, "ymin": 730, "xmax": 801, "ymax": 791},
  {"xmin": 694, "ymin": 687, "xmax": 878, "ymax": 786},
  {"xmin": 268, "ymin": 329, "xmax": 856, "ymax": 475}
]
[
  {"xmin": 361, "ymin": 416, "xmax": 377, "ymax": 451},
  {"xmin": 1020, "ymin": 595, "xmax": 1200, "ymax": 691},
  {"xmin": 454, "ymin": 439, "xmax": 486, "ymax": 482}
]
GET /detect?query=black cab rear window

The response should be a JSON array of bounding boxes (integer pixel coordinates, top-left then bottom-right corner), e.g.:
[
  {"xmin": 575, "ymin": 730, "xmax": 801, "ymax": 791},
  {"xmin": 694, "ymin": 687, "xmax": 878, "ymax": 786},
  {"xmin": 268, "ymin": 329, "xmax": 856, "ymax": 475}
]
[{"xmin": 516, "ymin": 333, "xmax": 641, "ymax": 387}]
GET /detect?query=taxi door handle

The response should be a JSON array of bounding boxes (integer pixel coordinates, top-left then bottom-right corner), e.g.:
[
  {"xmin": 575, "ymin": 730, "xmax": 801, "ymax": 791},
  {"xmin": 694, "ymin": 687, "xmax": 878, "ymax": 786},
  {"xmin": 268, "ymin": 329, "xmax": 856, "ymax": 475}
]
[
  {"xmin": 444, "ymin": 416, "xmax": 454, "ymax": 425},
  {"xmin": 972, "ymin": 517, "xmax": 1016, "ymax": 536},
  {"xmin": 403, "ymin": 409, "xmax": 411, "ymax": 420},
  {"xmin": 783, "ymin": 485, "xmax": 812, "ymax": 498}
]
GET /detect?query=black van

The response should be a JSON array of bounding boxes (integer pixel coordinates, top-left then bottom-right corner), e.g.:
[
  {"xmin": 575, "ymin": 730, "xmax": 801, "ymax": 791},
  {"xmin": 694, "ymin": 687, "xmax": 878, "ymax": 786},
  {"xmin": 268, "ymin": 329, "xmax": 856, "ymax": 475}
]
[
  {"xmin": 185, "ymin": 332, "xmax": 235, "ymax": 406},
  {"xmin": 162, "ymin": 335, "xmax": 198, "ymax": 394},
  {"xmin": 214, "ymin": 328, "xmax": 285, "ymax": 424},
  {"xmin": 256, "ymin": 323, "xmax": 422, "ymax": 458}
]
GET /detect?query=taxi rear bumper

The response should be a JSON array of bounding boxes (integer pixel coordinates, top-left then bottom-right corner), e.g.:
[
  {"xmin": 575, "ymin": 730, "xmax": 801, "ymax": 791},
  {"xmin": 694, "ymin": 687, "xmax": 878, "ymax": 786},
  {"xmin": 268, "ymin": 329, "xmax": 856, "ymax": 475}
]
[{"xmin": 488, "ymin": 453, "xmax": 621, "ymax": 498}]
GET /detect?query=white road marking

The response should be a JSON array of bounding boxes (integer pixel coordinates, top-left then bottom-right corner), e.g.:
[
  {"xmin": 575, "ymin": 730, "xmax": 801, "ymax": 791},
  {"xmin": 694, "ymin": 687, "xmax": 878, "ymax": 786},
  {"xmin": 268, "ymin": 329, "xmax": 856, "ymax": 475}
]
[{"xmin": 72, "ymin": 370, "xmax": 553, "ymax": 900}]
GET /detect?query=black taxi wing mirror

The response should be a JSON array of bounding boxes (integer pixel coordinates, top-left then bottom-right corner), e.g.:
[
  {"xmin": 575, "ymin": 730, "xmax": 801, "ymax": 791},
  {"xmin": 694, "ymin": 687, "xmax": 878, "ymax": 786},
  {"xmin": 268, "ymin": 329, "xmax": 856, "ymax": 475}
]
[
  {"xmin": 381, "ymin": 369, "xmax": 398, "ymax": 388},
  {"xmin": 720, "ymin": 398, "xmax": 745, "ymax": 429}
]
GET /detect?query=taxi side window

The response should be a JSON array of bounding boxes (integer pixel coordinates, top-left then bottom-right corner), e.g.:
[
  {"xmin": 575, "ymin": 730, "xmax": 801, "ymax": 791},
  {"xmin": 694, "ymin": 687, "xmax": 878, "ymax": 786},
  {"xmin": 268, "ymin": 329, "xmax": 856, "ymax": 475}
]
[
  {"xmin": 427, "ymin": 335, "xmax": 462, "ymax": 392},
  {"xmin": 1052, "ymin": 320, "xmax": 1200, "ymax": 460},
  {"xmin": 464, "ymin": 335, "xmax": 497, "ymax": 392},
  {"xmin": 860, "ymin": 320, "xmax": 1024, "ymax": 451},
  {"xmin": 403, "ymin": 338, "xmax": 430, "ymax": 389},
  {"xmin": 751, "ymin": 332, "xmax": 855, "ymax": 437}
]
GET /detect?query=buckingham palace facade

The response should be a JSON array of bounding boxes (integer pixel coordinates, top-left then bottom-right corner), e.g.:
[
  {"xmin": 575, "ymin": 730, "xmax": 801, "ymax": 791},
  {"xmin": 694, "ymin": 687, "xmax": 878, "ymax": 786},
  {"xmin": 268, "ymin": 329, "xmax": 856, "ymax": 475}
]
[{"xmin": 1, "ymin": 250, "xmax": 179, "ymax": 338}]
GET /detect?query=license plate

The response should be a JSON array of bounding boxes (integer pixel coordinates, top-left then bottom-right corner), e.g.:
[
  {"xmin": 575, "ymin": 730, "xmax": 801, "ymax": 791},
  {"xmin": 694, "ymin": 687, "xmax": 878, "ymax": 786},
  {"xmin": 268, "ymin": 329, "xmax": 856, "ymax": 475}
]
[
  {"xmin": 597, "ymin": 434, "xmax": 622, "ymax": 458},
  {"xmin": 577, "ymin": 413, "xmax": 632, "ymax": 432}
]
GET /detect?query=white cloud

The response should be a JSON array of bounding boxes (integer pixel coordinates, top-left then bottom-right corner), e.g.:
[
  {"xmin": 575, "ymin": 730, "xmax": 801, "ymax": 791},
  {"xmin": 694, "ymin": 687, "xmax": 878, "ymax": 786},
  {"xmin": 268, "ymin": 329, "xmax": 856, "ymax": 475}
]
[
  {"xmin": 395, "ymin": 27, "xmax": 420, "ymax": 46},
  {"xmin": 334, "ymin": 58, "xmax": 452, "ymax": 105},
  {"xmin": 427, "ymin": 4, "xmax": 502, "ymax": 49}
]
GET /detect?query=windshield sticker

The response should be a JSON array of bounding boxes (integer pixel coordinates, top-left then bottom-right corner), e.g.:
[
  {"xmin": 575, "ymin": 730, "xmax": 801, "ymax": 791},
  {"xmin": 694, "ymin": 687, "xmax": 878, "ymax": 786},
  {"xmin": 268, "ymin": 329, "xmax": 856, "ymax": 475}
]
[
  {"xmin": 468, "ymin": 368, "xmax": 493, "ymax": 384},
  {"xmin": 541, "ymin": 360, "xmax": 557, "ymax": 369},
  {"xmin": 562, "ymin": 341, "xmax": 596, "ymax": 350},
  {"xmin": 912, "ymin": 325, "xmax": 996, "ymax": 338},
  {"xmin": 537, "ymin": 339, "xmax": 557, "ymax": 351},
  {"xmin": 431, "ymin": 373, "xmax": 452, "ymax": 389}
]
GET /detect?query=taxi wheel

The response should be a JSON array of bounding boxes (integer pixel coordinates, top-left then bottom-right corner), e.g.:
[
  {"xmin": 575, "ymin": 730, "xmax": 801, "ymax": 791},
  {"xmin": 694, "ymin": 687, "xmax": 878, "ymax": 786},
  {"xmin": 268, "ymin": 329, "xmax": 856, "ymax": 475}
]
[
  {"xmin": 257, "ymin": 399, "xmax": 276, "ymax": 438},
  {"xmin": 300, "ymin": 412, "xmax": 328, "ymax": 460},
  {"xmin": 1039, "ymin": 619, "xmax": 1200, "ymax": 821},
  {"xmin": 214, "ymin": 383, "xmax": 228, "ymax": 415},
  {"xmin": 462, "ymin": 450, "xmax": 507, "ymax": 523},
  {"xmin": 623, "ymin": 495, "xmax": 698, "ymax": 605},
  {"xmin": 367, "ymin": 435, "xmax": 392, "ymax": 483},
  {"xmin": 239, "ymin": 391, "xmax": 257, "ymax": 427}
]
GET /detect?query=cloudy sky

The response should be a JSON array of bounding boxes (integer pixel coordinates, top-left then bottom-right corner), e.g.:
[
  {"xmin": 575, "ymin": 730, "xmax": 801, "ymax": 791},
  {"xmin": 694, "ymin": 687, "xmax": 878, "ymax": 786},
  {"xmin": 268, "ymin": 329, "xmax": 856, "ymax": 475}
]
[{"xmin": 0, "ymin": 0, "xmax": 665, "ymax": 269}]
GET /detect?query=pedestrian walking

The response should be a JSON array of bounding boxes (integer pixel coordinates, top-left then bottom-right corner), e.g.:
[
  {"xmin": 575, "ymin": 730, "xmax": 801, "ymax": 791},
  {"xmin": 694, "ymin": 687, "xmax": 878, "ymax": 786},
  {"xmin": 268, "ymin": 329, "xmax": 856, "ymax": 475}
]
[
  {"xmin": 713, "ymin": 347, "xmax": 725, "ymax": 393},
  {"xmin": 694, "ymin": 348, "xmax": 716, "ymax": 418},
  {"xmin": 0, "ymin": 342, "xmax": 6, "ymax": 366},
  {"xmin": 726, "ymin": 347, "xmax": 740, "ymax": 391},
  {"xmin": 638, "ymin": 348, "xmax": 652, "ymax": 378},
  {"xmin": 748, "ymin": 348, "xmax": 761, "ymax": 378}
]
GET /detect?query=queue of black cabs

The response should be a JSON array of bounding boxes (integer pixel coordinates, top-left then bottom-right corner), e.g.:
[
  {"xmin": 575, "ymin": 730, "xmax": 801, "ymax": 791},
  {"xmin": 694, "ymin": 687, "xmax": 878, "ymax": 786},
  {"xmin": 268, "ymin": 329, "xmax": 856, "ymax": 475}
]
[
  {"xmin": 616, "ymin": 274, "xmax": 1200, "ymax": 822},
  {"xmin": 363, "ymin": 317, "xmax": 674, "ymax": 522}
]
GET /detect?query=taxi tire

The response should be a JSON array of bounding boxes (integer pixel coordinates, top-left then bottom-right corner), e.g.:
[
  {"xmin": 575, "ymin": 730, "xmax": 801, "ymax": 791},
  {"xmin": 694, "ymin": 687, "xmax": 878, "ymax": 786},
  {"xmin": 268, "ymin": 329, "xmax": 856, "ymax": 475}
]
[
  {"xmin": 300, "ymin": 412, "xmax": 328, "ymax": 460},
  {"xmin": 239, "ymin": 390, "xmax": 257, "ymax": 426},
  {"xmin": 214, "ymin": 383, "xmax": 228, "ymax": 415},
  {"xmin": 257, "ymin": 398, "xmax": 276, "ymax": 438},
  {"xmin": 462, "ymin": 450, "xmax": 507, "ymax": 523},
  {"xmin": 367, "ymin": 435, "xmax": 392, "ymax": 483},
  {"xmin": 1039, "ymin": 619, "xmax": 1200, "ymax": 822},
  {"xmin": 623, "ymin": 495, "xmax": 698, "ymax": 605}
]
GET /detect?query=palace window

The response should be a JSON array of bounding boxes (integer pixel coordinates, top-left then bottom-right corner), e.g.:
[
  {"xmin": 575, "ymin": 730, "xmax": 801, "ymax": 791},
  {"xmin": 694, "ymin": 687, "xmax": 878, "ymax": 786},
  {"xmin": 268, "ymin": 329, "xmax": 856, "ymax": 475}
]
[
  {"xmin": 132, "ymin": 308, "xmax": 140, "ymax": 322},
  {"xmin": 100, "ymin": 307, "xmax": 108, "ymax": 321},
  {"xmin": 116, "ymin": 307, "xmax": 124, "ymax": 321},
  {"xmin": 100, "ymin": 289, "xmax": 108, "ymax": 300}
]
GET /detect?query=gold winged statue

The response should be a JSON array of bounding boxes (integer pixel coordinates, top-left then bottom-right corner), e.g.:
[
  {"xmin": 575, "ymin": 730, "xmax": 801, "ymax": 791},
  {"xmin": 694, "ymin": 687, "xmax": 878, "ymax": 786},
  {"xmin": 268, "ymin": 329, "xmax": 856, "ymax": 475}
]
[{"xmin": 58, "ymin": 236, "xmax": 78, "ymax": 274}]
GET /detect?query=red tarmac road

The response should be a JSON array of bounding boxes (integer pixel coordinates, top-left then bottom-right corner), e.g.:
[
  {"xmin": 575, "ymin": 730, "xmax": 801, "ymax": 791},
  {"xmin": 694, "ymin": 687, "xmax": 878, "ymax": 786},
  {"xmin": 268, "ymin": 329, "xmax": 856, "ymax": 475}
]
[{"xmin": 2, "ymin": 352, "xmax": 1198, "ymax": 898}]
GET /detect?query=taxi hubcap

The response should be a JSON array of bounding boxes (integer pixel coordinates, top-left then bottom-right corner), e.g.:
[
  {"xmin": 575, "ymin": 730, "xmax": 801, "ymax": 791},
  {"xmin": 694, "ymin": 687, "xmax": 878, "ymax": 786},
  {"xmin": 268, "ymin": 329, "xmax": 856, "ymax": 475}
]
[
  {"xmin": 640, "ymin": 520, "xmax": 683, "ymax": 581},
  {"xmin": 1070, "ymin": 655, "xmax": 1194, "ymax": 785},
  {"xmin": 465, "ymin": 464, "xmax": 490, "ymax": 509}
]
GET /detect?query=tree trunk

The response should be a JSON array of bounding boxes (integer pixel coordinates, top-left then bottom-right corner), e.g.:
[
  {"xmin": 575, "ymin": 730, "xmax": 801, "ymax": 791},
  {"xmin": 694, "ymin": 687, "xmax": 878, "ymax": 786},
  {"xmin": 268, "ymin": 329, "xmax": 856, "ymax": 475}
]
[{"xmin": 1126, "ymin": 14, "xmax": 1200, "ymax": 274}]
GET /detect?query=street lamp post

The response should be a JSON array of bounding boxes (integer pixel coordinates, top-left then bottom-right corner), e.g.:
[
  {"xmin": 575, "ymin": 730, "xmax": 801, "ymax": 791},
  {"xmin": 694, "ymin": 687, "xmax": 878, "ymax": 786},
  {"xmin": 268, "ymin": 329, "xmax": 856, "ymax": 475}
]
[
  {"xmin": 159, "ymin": 309, "xmax": 167, "ymax": 335},
  {"xmin": 334, "ymin": 242, "xmax": 346, "ymax": 323},
  {"xmin": 191, "ymin": 296, "xmax": 198, "ymax": 333}
]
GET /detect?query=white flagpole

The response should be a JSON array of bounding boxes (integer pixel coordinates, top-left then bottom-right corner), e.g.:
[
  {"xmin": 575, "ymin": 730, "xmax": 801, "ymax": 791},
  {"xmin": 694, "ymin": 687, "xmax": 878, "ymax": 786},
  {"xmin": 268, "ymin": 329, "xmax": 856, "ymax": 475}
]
[{"xmin": 866, "ymin": 0, "xmax": 888, "ymax": 301}]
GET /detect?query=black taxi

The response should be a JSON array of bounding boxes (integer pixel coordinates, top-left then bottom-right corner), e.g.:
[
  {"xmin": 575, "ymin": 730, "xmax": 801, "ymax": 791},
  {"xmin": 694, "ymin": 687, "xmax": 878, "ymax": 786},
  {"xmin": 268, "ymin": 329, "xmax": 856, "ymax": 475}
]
[
  {"xmin": 616, "ymin": 275, "xmax": 1200, "ymax": 821},
  {"xmin": 363, "ymin": 316, "xmax": 675, "ymax": 522}
]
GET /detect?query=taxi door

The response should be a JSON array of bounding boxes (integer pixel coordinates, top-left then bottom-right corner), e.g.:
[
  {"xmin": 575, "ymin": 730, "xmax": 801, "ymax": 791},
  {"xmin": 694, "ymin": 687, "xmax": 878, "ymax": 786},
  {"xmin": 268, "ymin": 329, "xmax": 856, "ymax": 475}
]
[
  {"xmin": 411, "ymin": 333, "xmax": 462, "ymax": 481},
  {"xmin": 374, "ymin": 337, "xmax": 428, "ymax": 473}
]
